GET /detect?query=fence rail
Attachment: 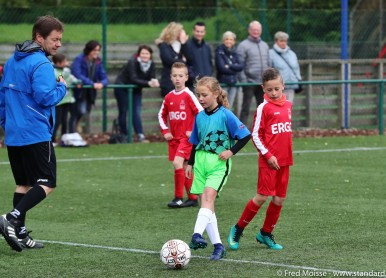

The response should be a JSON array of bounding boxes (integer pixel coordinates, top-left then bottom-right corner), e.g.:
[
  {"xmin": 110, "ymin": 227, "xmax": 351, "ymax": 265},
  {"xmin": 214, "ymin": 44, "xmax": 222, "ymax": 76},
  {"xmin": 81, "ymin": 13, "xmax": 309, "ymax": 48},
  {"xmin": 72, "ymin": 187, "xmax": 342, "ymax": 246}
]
[{"xmin": 76, "ymin": 78, "xmax": 386, "ymax": 143}]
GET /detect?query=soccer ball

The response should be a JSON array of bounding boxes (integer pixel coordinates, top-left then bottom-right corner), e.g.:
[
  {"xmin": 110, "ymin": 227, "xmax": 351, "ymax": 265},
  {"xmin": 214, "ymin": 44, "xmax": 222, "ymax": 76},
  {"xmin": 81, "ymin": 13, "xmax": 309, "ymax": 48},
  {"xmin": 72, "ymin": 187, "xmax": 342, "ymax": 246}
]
[{"xmin": 160, "ymin": 239, "xmax": 191, "ymax": 269}]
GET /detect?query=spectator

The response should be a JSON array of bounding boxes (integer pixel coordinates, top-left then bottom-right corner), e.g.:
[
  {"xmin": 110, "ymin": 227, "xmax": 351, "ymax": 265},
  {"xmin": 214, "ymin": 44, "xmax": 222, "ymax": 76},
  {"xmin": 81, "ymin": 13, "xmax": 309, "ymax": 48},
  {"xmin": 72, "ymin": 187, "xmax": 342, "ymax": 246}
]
[
  {"xmin": 155, "ymin": 22, "xmax": 189, "ymax": 97},
  {"xmin": 114, "ymin": 45, "xmax": 159, "ymax": 142},
  {"xmin": 237, "ymin": 20, "xmax": 270, "ymax": 126},
  {"xmin": 215, "ymin": 31, "xmax": 244, "ymax": 111},
  {"xmin": 181, "ymin": 22, "xmax": 213, "ymax": 90},
  {"xmin": 269, "ymin": 31, "xmax": 301, "ymax": 103},
  {"xmin": 69, "ymin": 40, "xmax": 108, "ymax": 133},
  {"xmin": 0, "ymin": 15, "xmax": 66, "ymax": 251},
  {"xmin": 51, "ymin": 53, "xmax": 81, "ymax": 144}
]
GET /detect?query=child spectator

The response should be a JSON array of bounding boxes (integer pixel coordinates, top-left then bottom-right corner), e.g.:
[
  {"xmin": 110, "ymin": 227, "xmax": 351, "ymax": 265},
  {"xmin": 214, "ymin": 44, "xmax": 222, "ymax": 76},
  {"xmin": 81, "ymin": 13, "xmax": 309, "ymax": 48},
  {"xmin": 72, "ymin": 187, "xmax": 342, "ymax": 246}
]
[
  {"xmin": 158, "ymin": 62, "xmax": 203, "ymax": 208},
  {"xmin": 185, "ymin": 76, "xmax": 251, "ymax": 260},
  {"xmin": 227, "ymin": 68, "xmax": 293, "ymax": 251},
  {"xmin": 215, "ymin": 31, "xmax": 244, "ymax": 111},
  {"xmin": 51, "ymin": 53, "xmax": 81, "ymax": 144}
]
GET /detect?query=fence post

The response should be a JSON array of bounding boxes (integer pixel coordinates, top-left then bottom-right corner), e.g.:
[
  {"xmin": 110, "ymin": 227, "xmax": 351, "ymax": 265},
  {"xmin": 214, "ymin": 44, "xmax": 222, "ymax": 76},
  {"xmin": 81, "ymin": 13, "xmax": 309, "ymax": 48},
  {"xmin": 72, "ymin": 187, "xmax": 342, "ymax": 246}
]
[
  {"xmin": 127, "ymin": 87, "xmax": 133, "ymax": 143},
  {"xmin": 379, "ymin": 81, "xmax": 385, "ymax": 135}
]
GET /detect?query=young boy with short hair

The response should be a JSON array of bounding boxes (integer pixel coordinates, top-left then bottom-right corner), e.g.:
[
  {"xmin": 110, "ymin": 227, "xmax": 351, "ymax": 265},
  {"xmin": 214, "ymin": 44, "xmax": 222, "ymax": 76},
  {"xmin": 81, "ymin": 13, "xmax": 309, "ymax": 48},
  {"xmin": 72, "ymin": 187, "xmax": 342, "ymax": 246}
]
[
  {"xmin": 158, "ymin": 62, "xmax": 203, "ymax": 208},
  {"xmin": 227, "ymin": 67, "xmax": 293, "ymax": 250}
]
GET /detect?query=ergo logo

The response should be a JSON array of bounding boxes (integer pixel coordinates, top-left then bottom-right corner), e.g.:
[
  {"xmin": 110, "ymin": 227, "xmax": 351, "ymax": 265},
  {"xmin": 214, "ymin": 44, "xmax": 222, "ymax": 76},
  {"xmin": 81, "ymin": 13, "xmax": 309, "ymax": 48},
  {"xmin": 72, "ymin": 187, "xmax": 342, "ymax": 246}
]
[{"xmin": 169, "ymin": 111, "xmax": 187, "ymax": 120}]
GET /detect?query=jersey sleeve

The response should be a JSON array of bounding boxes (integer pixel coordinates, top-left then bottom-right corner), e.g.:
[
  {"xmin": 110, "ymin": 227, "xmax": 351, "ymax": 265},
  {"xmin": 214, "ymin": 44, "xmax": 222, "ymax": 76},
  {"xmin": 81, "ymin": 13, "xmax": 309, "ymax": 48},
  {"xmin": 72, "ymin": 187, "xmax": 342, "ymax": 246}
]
[
  {"xmin": 188, "ymin": 115, "xmax": 200, "ymax": 145},
  {"xmin": 224, "ymin": 109, "xmax": 251, "ymax": 140},
  {"xmin": 158, "ymin": 98, "xmax": 169, "ymax": 134}
]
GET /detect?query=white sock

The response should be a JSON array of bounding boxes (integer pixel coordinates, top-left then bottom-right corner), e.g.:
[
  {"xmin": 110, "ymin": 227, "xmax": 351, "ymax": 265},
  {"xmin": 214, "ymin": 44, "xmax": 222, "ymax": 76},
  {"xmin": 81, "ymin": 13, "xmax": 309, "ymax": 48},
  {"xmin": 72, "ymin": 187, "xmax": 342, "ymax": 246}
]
[
  {"xmin": 193, "ymin": 208, "xmax": 213, "ymax": 235},
  {"xmin": 206, "ymin": 213, "xmax": 222, "ymax": 245}
]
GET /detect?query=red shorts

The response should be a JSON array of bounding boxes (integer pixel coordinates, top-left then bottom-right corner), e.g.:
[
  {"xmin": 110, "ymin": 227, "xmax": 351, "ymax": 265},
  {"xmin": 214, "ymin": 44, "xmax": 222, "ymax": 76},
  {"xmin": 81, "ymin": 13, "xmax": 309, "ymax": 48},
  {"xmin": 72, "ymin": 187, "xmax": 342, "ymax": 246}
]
[
  {"xmin": 167, "ymin": 138, "xmax": 192, "ymax": 161},
  {"xmin": 257, "ymin": 166, "xmax": 290, "ymax": 198}
]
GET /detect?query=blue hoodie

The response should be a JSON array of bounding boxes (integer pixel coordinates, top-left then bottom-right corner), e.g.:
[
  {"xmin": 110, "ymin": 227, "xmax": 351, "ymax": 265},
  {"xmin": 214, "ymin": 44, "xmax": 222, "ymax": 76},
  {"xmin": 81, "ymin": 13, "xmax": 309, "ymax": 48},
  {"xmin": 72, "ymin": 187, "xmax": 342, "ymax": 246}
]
[{"xmin": 0, "ymin": 40, "xmax": 66, "ymax": 146}]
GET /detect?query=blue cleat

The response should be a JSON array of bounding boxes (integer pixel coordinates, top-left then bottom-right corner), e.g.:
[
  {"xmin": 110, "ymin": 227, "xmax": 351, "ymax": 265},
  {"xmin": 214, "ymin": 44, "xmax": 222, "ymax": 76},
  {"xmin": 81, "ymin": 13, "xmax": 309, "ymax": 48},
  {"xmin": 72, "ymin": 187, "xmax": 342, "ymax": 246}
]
[
  {"xmin": 227, "ymin": 225, "xmax": 243, "ymax": 250},
  {"xmin": 256, "ymin": 230, "xmax": 283, "ymax": 250},
  {"xmin": 210, "ymin": 243, "xmax": 226, "ymax": 260},
  {"xmin": 189, "ymin": 233, "xmax": 207, "ymax": 250}
]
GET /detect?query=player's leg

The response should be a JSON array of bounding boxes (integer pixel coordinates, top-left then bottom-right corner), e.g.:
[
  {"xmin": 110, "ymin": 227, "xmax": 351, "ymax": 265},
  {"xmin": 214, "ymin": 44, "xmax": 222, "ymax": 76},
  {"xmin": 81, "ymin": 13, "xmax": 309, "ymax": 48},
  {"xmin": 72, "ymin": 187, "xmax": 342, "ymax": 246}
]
[
  {"xmin": 179, "ymin": 140, "xmax": 198, "ymax": 207},
  {"xmin": 6, "ymin": 142, "xmax": 56, "ymax": 249},
  {"xmin": 202, "ymin": 156, "xmax": 229, "ymax": 259},
  {"xmin": 228, "ymin": 167, "xmax": 272, "ymax": 250},
  {"xmin": 168, "ymin": 155, "xmax": 185, "ymax": 208},
  {"xmin": 256, "ymin": 166, "xmax": 290, "ymax": 250}
]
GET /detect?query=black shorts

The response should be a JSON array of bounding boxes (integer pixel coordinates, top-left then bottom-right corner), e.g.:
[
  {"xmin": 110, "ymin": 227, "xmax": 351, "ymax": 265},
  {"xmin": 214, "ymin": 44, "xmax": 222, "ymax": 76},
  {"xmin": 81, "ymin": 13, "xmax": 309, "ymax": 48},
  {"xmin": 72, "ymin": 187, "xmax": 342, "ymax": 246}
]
[{"xmin": 7, "ymin": 141, "xmax": 57, "ymax": 188}]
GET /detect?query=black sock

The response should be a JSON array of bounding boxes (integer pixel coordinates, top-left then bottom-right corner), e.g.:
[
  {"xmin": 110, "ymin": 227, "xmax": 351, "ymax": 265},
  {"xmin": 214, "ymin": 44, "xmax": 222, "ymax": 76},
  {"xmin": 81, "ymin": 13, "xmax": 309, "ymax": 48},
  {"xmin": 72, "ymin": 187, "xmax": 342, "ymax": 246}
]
[
  {"xmin": 8, "ymin": 186, "xmax": 46, "ymax": 221},
  {"xmin": 13, "ymin": 192, "xmax": 26, "ymax": 226},
  {"xmin": 260, "ymin": 228, "xmax": 271, "ymax": 236}
]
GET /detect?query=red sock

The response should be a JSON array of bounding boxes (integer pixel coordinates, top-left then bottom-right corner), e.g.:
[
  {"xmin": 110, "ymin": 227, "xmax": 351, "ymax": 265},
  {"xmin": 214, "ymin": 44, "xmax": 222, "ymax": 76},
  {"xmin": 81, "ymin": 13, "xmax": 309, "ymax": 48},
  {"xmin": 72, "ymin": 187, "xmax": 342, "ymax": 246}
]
[
  {"xmin": 262, "ymin": 201, "xmax": 282, "ymax": 233},
  {"xmin": 184, "ymin": 173, "xmax": 197, "ymax": 200},
  {"xmin": 237, "ymin": 199, "xmax": 260, "ymax": 229},
  {"xmin": 174, "ymin": 168, "xmax": 185, "ymax": 199}
]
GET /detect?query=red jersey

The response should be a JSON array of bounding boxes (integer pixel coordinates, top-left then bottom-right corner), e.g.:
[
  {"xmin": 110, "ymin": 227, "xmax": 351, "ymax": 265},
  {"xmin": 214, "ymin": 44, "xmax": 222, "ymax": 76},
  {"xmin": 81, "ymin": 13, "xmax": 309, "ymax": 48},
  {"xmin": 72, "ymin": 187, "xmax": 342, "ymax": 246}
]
[
  {"xmin": 158, "ymin": 88, "xmax": 203, "ymax": 139},
  {"xmin": 251, "ymin": 98, "xmax": 293, "ymax": 168}
]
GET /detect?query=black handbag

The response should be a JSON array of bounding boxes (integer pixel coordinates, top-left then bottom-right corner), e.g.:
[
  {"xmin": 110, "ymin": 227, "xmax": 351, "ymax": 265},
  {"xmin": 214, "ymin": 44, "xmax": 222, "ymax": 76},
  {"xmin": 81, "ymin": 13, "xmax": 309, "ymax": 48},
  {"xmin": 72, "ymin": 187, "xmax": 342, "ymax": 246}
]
[
  {"xmin": 295, "ymin": 84, "xmax": 303, "ymax": 94},
  {"xmin": 274, "ymin": 50, "xmax": 303, "ymax": 93}
]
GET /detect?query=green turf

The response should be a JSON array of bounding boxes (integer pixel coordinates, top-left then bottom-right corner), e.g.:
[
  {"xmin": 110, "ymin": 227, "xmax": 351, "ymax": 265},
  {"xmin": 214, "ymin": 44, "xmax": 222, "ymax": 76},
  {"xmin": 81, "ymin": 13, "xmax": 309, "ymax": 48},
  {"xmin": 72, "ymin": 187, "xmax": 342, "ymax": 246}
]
[{"xmin": 0, "ymin": 136, "xmax": 385, "ymax": 277}]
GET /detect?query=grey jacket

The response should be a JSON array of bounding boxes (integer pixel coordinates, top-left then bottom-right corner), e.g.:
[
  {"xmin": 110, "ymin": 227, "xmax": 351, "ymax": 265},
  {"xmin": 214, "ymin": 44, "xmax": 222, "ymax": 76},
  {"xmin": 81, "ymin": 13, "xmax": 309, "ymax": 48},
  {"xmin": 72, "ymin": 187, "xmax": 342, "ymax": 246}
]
[{"xmin": 237, "ymin": 36, "xmax": 271, "ymax": 84}]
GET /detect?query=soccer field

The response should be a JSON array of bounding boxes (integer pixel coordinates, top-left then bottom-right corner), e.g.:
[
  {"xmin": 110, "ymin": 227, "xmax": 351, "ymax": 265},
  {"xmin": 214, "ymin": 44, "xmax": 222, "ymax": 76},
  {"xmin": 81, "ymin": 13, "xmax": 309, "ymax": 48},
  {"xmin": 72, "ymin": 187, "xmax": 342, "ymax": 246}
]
[{"xmin": 0, "ymin": 136, "xmax": 385, "ymax": 278}]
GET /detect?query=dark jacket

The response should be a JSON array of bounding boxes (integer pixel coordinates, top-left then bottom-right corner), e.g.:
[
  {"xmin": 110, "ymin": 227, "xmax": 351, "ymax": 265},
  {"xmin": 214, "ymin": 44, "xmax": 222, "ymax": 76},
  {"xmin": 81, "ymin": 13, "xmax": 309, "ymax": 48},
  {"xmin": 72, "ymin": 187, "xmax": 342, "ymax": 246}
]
[
  {"xmin": 71, "ymin": 53, "xmax": 108, "ymax": 104},
  {"xmin": 215, "ymin": 44, "xmax": 244, "ymax": 85},
  {"xmin": 157, "ymin": 42, "xmax": 184, "ymax": 96},
  {"xmin": 182, "ymin": 37, "xmax": 213, "ymax": 83},
  {"xmin": 115, "ymin": 55, "xmax": 156, "ymax": 94}
]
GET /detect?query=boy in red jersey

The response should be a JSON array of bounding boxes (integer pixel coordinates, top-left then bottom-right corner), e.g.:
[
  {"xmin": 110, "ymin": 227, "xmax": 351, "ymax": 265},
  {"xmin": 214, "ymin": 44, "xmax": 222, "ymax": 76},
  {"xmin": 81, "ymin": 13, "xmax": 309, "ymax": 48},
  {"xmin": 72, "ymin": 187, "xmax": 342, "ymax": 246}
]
[
  {"xmin": 158, "ymin": 62, "xmax": 203, "ymax": 208},
  {"xmin": 227, "ymin": 67, "xmax": 293, "ymax": 250}
]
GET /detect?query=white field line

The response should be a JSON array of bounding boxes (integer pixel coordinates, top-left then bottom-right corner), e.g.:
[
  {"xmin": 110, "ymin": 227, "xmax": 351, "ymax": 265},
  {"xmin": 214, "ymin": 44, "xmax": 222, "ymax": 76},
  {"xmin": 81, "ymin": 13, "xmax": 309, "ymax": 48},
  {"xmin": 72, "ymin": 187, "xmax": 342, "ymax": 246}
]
[
  {"xmin": 25, "ymin": 239, "xmax": 382, "ymax": 276},
  {"xmin": 1, "ymin": 146, "xmax": 385, "ymax": 165}
]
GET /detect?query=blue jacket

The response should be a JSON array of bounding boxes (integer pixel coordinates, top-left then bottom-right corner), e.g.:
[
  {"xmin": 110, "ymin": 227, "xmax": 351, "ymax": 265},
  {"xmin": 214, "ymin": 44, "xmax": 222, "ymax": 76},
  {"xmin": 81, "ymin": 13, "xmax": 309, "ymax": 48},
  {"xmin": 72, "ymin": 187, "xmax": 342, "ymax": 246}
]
[
  {"xmin": 0, "ymin": 41, "xmax": 66, "ymax": 146},
  {"xmin": 215, "ymin": 44, "xmax": 244, "ymax": 85},
  {"xmin": 71, "ymin": 53, "xmax": 108, "ymax": 104}
]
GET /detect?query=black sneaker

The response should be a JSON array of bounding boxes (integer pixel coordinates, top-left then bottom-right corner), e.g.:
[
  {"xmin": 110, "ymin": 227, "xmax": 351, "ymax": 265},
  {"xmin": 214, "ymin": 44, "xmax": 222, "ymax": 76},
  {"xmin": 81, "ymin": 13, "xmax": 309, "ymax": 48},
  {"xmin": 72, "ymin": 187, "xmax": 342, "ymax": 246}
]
[
  {"xmin": 181, "ymin": 199, "xmax": 199, "ymax": 208},
  {"xmin": 167, "ymin": 198, "xmax": 184, "ymax": 208},
  {"xmin": 18, "ymin": 231, "xmax": 44, "ymax": 249},
  {"xmin": 0, "ymin": 214, "xmax": 23, "ymax": 252}
]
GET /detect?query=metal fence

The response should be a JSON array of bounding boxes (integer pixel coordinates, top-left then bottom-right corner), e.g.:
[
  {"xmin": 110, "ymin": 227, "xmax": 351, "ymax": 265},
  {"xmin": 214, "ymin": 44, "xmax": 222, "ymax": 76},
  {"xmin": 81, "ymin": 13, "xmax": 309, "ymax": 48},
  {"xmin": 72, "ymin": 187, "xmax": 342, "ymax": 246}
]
[{"xmin": 0, "ymin": 6, "xmax": 385, "ymax": 59}]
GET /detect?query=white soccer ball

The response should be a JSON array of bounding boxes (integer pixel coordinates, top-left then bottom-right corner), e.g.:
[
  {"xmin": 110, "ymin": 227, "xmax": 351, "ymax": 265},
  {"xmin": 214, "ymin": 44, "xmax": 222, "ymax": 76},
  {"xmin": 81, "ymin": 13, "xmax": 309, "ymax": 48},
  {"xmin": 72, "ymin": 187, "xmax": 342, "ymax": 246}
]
[{"xmin": 160, "ymin": 239, "xmax": 191, "ymax": 269}]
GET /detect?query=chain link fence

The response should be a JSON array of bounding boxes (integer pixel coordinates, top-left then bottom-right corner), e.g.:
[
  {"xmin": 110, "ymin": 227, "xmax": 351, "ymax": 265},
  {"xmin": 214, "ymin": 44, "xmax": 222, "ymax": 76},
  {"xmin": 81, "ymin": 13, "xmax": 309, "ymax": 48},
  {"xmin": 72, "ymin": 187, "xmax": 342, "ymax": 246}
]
[{"xmin": 0, "ymin": 6, "xmax": 385, "ymax": 59}]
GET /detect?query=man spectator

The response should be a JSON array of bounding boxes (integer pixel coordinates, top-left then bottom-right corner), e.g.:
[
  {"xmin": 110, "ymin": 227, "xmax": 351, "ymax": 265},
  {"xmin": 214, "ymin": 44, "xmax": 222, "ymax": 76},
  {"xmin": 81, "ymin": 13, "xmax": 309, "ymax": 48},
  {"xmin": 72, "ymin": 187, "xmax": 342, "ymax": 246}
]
[
  {"xmin": 237, "ymin": 20, "xmax": 270, "ymax": 126},
  {"xmin": 182, "ymin": 22, "xmax": 213, "ymax": 89}
]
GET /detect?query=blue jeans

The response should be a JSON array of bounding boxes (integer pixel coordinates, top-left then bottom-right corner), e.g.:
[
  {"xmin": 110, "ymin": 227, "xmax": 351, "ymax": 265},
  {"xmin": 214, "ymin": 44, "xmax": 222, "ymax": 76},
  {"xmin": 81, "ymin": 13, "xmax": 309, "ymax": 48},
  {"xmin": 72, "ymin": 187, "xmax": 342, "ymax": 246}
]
[{"xmin": 114, "ymin": 87, "xmax": 143, "ymax": 135}]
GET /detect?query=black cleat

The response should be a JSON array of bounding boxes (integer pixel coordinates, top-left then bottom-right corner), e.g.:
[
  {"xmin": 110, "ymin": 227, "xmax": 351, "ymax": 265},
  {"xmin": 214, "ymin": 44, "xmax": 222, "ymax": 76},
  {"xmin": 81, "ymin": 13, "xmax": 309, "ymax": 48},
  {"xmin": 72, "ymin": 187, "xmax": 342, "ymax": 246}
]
[
  {"xmin": 0, "ymin": 215, "xmax": 23, "ymax": 252},
  {"xmin": 18, "ymin": 231, "xmax": 44, "ymax": 249},
  {"xmin": 167, "ymin": 198, "xmax": 184, "ymax": 208},
  {"xmin": 181, "ymin": 199, "xmax": 199, "ymax": 208}
]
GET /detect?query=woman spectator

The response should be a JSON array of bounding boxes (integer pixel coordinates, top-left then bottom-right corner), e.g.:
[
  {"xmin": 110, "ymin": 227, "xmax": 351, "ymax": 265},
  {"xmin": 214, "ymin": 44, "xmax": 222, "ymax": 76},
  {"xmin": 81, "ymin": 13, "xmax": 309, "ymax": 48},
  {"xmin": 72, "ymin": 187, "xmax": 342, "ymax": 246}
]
[
  {"xmin": 269, "ymin": 31, "xmax": 301, "ymax": 103},
  {"xmin": 70, "ymin": 40, "xmax": 108, "ymax": 133},
  {"xmin": 114, "ymin": 45, "xmax": 159, "ymax": 142},
  {"xmin": 155, "ymin": 22, "xmax": 189, "ymax": 97},
  {"xmin": 215, "ymin": 31, "xmax": 244, "ymax": 111}
]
